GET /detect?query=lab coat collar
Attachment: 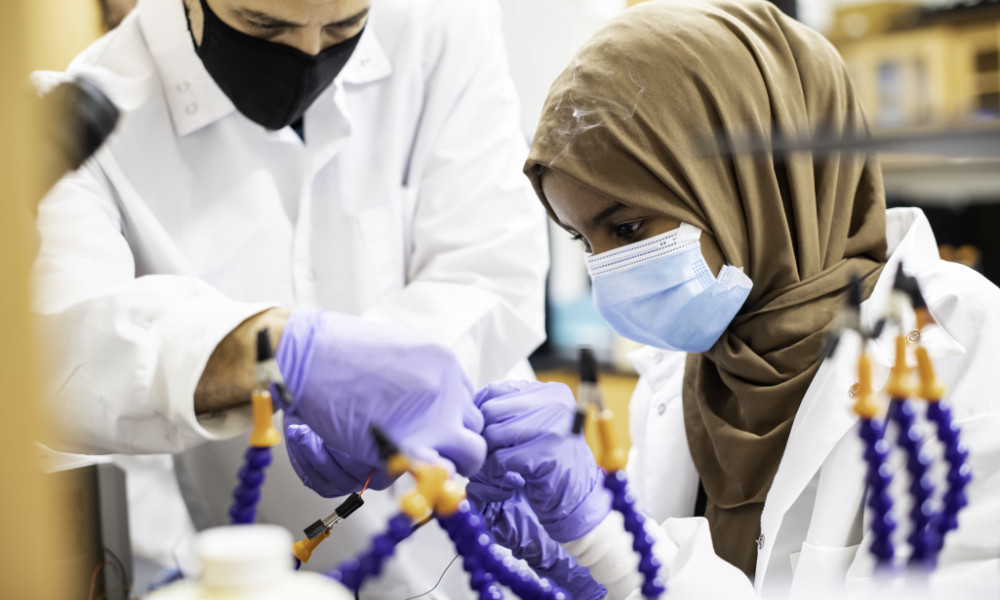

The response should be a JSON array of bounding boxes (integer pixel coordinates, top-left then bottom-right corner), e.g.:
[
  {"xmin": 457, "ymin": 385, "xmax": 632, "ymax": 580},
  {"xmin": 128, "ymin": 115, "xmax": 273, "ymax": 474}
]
[
  {"xmin": 755, "ymin": 207, "xmax": 963, "ymax": 587},
  {"xmin": 138, "ymin": 0, "xmax": 392, "ymax": 139},
  {"xmin": 863, "ymin": 207, "xmax": 966, "ymax": 363},
  {"xmin": 339, "ymin": 16, "xmax": 393, "ymax": 86}
]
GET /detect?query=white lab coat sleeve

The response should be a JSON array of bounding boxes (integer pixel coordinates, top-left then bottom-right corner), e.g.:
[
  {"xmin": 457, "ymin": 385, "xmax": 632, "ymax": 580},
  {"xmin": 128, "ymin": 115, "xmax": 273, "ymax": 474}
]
[
  {"xmin": 33, "ymin": 158, "xmax": 274, "ymax": 455},
  {"xmin": 561, "ymin": 510, "xmax": 755, "ymax": 599},
  {"xmin": 361, "ymin": 0, "xmax": 548, "ymax": 386}
]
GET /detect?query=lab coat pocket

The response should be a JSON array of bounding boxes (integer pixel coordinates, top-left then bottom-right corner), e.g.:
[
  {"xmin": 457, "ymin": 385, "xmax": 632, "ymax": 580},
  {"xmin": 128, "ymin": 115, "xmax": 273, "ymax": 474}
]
[{"xmin": 789, "ymin": 541, "xmax": 859, "ymax": 599}]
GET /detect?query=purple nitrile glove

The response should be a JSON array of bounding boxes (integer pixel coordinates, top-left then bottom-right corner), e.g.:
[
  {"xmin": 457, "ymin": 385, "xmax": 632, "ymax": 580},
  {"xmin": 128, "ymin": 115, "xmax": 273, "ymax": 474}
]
[
  {"xmin": 475, "ymin": 380, "xmax": 612, "ymax": 543},
  {"xmin": 284, "ymin": 415, "xmax": 398, "ymax": 496},
  {"xmin": 278, "ymin": 308, "xmax": 486, "ymax": 497},
  {"xmin": 467, "ymin": 475, "xmax": 607, "ymax": 600}
]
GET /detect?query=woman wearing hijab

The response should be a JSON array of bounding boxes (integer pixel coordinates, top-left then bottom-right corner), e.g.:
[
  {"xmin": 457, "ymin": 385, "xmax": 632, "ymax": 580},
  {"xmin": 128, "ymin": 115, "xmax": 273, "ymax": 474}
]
[{"xmin": 468, "ymin": 0, "xmax": 1000, "ymax": 597}]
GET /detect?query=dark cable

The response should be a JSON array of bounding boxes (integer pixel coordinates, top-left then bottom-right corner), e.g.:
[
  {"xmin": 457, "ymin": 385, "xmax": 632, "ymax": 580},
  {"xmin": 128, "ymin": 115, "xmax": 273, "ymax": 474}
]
[
  {"xmin": 400, "ymin": 554, "xmax": 461, "ymax": 600},
  {"xmin": 100, "ymin": 547, "xmax": 131, "ymax": 600},
  {"xmin": 104, "ymin": 547, "xmax": 130, "ymax": 589}
]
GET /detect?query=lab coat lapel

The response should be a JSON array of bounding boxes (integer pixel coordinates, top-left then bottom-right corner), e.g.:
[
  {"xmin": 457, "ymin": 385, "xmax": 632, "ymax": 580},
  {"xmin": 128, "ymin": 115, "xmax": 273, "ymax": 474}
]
[{"xmin": 756, "ymin": 331, "xmax": 873, "ymax": 585}]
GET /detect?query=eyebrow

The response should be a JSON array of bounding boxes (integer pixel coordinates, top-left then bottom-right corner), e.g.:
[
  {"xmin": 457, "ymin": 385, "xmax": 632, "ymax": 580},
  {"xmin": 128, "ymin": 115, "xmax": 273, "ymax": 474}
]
[
  {"xmin": 327, "ymin": 8, "xmax": 369, "ymax": 28},
  {"xmin": 233, "ymin": 7, "xmax": 369, "ymax": 29},
  {"xmin": 589, "ymin": 203, "xmax": 628, "ymax": 229}
]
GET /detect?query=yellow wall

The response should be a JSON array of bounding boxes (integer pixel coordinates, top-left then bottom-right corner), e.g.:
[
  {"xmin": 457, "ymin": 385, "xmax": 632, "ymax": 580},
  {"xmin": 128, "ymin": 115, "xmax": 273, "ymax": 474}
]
[
  {"xmin": 28, "ymin": 0, "xmax": 103, "ymax": 71},
  {"xmin": 0, "ymin": 1, "xmax": 70, "ymax": 598}
]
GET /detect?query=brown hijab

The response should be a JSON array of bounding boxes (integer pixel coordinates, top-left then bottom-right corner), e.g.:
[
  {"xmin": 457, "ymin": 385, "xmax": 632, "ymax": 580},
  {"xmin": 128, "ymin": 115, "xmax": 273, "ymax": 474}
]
[{"xmin": 524, "ymin": 0, "xmax": 887, "ymax": 577}]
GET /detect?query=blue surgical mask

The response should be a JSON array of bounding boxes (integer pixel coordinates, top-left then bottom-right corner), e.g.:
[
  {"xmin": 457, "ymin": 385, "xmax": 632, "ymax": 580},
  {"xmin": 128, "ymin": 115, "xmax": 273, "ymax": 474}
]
[{"xmin": 586, "ymin": 223, "xmax": 752, "ymax": 352}]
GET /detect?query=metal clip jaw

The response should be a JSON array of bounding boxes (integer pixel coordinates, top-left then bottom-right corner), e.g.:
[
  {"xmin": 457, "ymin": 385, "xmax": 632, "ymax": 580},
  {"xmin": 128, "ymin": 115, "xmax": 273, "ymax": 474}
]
[{"xmin": 254, "ymin": 329, "xmax": 294, "ymax": 410}]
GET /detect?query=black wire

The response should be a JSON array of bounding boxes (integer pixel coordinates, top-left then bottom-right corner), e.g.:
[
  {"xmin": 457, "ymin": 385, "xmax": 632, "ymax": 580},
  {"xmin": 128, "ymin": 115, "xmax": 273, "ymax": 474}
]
[
  {"xmin": 400, "ymin": 554, "xmax": 461, "ymax": 600},
  {"xmin": 413, "ymin": 515, "xmax": 434, "ymax": 530},
  {"xmin": 355, "ymin": 515, "xmax": 449, "ymax": 600},
  {"xmin": 101, "ymin": 547, "xmax": 131, "ymax": 599}
]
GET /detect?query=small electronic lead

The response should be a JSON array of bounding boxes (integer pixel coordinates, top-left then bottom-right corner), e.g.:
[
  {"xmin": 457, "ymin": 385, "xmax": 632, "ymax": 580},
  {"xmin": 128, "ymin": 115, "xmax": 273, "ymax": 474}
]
[
  {"xmin": 304, "ymin": 493, "xmax": 366, "ymax": 540},
  {"xmin": 574, "ymin": 347, "xmax": 604, "ymax": 435}
]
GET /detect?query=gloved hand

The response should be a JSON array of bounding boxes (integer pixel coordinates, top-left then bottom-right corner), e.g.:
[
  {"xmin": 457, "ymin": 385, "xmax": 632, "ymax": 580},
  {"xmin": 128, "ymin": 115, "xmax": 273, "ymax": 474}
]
[
  {"xmin": 284, "ymin": 414, "xmax": 398, "ymax": 495},
  {"xmin": 277, "ymin": 308, "xmax": 486, "ymax": 497},
  {"xmin": 467, "ymin": 475, "xmax": 607, "ymax": 600},
  {"xmin": 475, "ymin": 380, "xmax": 612, "ymax": 543}
]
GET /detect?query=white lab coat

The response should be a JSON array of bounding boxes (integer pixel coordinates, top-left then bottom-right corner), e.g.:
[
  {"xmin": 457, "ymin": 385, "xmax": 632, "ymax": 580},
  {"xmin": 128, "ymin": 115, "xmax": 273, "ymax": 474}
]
[
  {"xmin": 32, "ymin": 0, "xmax": 547, "ymax": 596},
  {"xmin": 618, "ymin": 207, "xmax": 1000, "ymax": 598}
]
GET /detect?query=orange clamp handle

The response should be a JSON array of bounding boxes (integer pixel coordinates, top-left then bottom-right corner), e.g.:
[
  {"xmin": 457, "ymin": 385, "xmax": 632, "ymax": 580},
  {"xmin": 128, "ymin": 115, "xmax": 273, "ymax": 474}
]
[
  {"xmin": 853, "ymin": 351, "xmax": 880, "ymax": 419},
  {"xmin": 596, "ymin": 410, "xmax": 627, "ymax": 472},
  {"xmin": 885, "ymin": 335, "xmax": 914, "ymax": 399},
  {"xmin": 915, "ymin": 346, "xmax": 946, "ymax": 402},
  {"xmin": 249, "ymin": 388, "xmax": 280, "ymax": 448},
  {"xmin": 292, "ymin": 529, "xmax": 331, "ymax": 564}
]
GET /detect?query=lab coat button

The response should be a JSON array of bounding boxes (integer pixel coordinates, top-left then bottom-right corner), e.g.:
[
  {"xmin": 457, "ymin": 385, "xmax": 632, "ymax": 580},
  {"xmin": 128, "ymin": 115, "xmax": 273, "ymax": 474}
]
[
  {"xmin": 651, "ymin": 352, "xmax": 664, "ymax": 364},
  {"xmin": 906, "ymin": 330, "xmax": 921, "ymax": 344},
  {"xmin": 756, "ymin": 534, "xmax": 765, "ymax": 550},
  {"xmin": 307, "ymin": 268, "xmax": 318, "ymax": 281},
  {"xmin": 849, "ymin": 383, "xmax": 861, "ymax": 398},
  {"xmin": 657, "ymin": 403, "xmax": 666, "ymax": 416},
  {"xmin": 176, "ymin": 81, "xmax": 190, "ymax": 92},
  {"xmin": 185, "ymin": 103, "xmax": 198, "ymax": 115},
  {"xmin": 360, "ymin": 57, "xmax": 371, "ymax": 67}
]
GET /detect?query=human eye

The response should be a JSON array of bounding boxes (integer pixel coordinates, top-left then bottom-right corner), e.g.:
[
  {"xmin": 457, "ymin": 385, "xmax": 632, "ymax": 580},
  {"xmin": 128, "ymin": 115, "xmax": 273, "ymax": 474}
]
[
  {"xmin": 613, "ymin": 221, "xmax": 643, "ymax": 243},
  {"xmin": 245, "ymin": 20, "xmax": 285, "ymax": 34},
  {"xmin": 569, "ymin": 232, "xmax": 592, "ymax": 253}
]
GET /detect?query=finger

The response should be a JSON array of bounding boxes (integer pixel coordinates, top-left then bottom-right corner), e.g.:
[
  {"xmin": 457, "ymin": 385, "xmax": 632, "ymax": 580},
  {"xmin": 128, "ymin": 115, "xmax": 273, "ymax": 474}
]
[
  {"xmin": 482, "ymin": 403, "xmax": 574, "ymax": 450},
  {"xmin": 462, "ymin": 400, "xmax": 485, "ymax": 435},
  {"xmin": 435, "ymin": 427, "xmax": 487, "ymax": 476},
  {"xmin": 285, "ymin": 425, "xmax": 342, "ymax": 496},
  {"xmin": 473, "ymin": 380, "xmax": 534, "ymax": 408},
  {"xmin": 478, "ymin": 387, "xmax": 575, "ymax": 430},
  {"xmin": 503, "ymin": 470, "xmax": 526, "ymax": 490},
  {"xmin": 286, "ymin": 424, "xmax": 380, "ymax": 497}
]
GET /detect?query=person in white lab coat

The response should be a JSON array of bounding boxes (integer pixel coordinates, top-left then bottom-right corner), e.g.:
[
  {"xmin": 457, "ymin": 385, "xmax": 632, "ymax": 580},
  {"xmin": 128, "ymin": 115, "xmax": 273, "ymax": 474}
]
[
  {"xmin": 32, "ymin": 0, "xmax": 547, "ymax": 596},
  {"xmin": 466, "ymin": 0, "xmax": 1000, "ymax": 598}
]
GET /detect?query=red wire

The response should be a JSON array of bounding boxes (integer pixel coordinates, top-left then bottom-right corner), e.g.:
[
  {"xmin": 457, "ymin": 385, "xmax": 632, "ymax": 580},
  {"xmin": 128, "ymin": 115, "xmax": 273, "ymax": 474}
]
[
  {"xmin": 88, "ymin": 562, "xmax": 104, "ymax": 600},
  {"xmin": 359, "ymin": 468, "xmax": 375, "ymax": 495}
]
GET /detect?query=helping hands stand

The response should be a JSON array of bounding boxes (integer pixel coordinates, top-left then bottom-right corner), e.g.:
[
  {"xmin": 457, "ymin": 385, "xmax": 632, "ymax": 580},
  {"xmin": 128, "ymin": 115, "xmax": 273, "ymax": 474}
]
[
  {"xmin": 575, "ymin": 348, "xmax": 666, "ymax": 599},
  {"xmin": 228, "ymin": 330, "xmax": 282, "ymax": 525},
  {"xmin": 831, "ymin": 268, "xmax": 971, "ymax": 575}
]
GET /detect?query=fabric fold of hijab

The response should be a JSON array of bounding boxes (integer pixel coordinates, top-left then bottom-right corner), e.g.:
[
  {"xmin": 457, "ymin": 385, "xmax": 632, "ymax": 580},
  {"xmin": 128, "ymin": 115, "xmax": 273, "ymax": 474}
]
[{"xmin": 524, "ymin": 0, "xmax": 886, "ymax": 577}]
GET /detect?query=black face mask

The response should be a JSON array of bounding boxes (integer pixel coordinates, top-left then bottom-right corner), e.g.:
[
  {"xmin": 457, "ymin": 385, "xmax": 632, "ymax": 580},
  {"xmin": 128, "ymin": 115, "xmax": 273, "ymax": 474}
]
[{"xmin": 192, "ymin": 0, "xmax": 364, "ymax": 130}]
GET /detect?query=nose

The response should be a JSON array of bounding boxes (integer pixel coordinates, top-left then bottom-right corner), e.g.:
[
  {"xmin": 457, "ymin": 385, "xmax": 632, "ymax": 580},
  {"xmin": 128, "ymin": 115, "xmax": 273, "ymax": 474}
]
[{"xmin": 293, "ymin": 28, "xmax": 324, "ymax": 56}]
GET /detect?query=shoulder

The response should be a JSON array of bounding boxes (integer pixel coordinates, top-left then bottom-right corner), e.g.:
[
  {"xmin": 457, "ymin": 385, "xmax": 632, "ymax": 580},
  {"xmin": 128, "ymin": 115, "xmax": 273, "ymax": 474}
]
[
  {"xmin": 920, "ymin": 259, "xmax": 1000, "ymax": 346},
  {"xmin": 372, "ymin": 0, "xmax": 503, "ymax": 64},
  {"xmin": 916, "ymin": 259, "xmax": 1000, "ymax": 418},
  {"xmin": 35, "ymin": 15, "xmax": 162, "ymax": 114}
]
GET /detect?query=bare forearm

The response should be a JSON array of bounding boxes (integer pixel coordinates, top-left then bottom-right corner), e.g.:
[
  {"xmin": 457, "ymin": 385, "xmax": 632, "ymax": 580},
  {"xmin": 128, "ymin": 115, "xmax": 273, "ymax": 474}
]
[{"xmin": 194, "ymin": 306, "xmax": 291, "ymax": 414}]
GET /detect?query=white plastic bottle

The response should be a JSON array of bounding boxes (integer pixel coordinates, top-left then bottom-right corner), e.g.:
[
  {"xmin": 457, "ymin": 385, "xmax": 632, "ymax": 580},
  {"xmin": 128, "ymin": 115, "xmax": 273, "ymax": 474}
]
[{"xmin": 148, "ymin": 525, "xmax": 353, "ymax": 600}]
